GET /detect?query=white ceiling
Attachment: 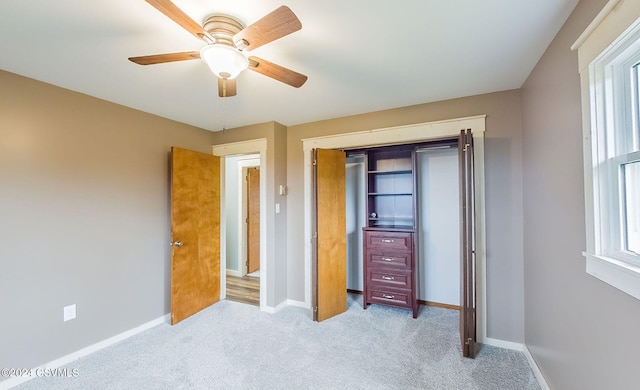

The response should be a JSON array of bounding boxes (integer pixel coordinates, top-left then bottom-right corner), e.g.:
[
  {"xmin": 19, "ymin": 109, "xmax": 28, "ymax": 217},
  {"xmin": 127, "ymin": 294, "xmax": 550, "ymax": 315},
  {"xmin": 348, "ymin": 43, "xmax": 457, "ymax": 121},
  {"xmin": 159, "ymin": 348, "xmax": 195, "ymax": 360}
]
[{"xmin": 0, "ymin": 0, "xmax": 578, "ymax": 132}]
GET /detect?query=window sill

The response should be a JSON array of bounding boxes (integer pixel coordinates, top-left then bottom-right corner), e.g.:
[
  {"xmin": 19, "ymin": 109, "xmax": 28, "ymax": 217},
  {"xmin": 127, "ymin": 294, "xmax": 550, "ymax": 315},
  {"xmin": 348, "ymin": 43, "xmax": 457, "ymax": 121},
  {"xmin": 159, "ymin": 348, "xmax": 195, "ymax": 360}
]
[{"xmin": 584, "ymin": 252, "xmax": 640, "ymax": 300}]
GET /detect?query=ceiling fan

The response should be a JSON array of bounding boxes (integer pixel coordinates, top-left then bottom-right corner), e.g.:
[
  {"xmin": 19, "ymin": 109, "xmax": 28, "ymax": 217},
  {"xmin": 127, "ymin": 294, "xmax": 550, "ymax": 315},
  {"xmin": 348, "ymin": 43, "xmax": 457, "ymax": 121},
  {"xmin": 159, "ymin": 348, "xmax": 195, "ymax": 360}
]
[{"xmin": 129, "ymin": 0, "xmax": 308, "ymax": 97}]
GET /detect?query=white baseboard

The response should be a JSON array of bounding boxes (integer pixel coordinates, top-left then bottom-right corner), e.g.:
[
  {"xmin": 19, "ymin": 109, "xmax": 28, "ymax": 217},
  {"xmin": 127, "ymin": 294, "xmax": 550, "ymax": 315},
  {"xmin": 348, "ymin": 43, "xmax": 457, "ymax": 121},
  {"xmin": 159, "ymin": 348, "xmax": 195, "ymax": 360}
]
[
  {"xmin": 482, "ymin": 338, "xmax": 549, "ymax": 390},
  {"xmin": 225, "ymin": 269, "xmax": 242, "ymax": 277},
  {"xmin": 286, "ymin": 299, "xmax": 309, "ymax": 309},
  {"xmin": 523, "ymin": 345, "xmax": 550, "ymax": 390},
  {"xmin": 261, "ymin": 299, "xmax": 309, "ymax": 313},
  {"xmin": 261, "ymin": 303, "xmax": 279, "ymax": 313},
  {"xmin": 261, "ymin": 306, "xmax": 274, "ymax": 313},
  {"xmin": 0, "ymin": 314, "xmax": 169, "ymax": 390},
  {"xmin": 483, "ymin": 337, "xmax": 524, "ymax": 351}
]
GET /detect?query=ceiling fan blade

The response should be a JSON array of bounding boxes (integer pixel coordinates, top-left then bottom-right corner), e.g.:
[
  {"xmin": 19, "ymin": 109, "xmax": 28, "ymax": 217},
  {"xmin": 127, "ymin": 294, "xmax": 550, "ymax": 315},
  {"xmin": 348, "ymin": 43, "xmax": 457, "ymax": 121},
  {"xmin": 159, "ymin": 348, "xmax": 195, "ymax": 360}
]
[
  {"xmin": 145, "ymin": 0, "xmax": 213, "ymax": 42},
  {"xmin": 218, "ymin": 78, "xmax": 237, "ymax": 97},
  {"xmin": 129, "ymin": 51, "xmax": 201, "ymax": 65},
  {"xmin": 233, "ymin": 6, "xmax": 301, "ymax": 51},
  {"xmin": 248, "ymin": 56, "xmax": 307, "ymax": 88}
]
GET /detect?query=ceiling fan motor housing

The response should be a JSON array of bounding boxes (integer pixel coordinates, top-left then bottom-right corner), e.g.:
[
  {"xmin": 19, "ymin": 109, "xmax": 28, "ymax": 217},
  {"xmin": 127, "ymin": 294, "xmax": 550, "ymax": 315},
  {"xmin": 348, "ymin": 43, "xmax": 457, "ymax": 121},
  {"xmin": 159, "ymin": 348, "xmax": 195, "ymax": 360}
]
[
  {"xmin": 200, "ymin": 15, "xmax": 249, "ymax": 79},
  {"xmin": 203, "ymin": 15, "xmax": 245, "ymax": 47}
]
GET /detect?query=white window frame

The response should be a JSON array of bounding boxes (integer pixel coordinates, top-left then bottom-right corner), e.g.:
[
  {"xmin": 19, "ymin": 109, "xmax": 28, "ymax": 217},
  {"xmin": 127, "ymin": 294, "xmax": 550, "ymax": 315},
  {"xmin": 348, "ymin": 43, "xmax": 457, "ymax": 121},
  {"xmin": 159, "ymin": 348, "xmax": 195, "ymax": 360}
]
[{"xmin": 573, "ymin": 0, "xmax": 640, "ymax": 300}]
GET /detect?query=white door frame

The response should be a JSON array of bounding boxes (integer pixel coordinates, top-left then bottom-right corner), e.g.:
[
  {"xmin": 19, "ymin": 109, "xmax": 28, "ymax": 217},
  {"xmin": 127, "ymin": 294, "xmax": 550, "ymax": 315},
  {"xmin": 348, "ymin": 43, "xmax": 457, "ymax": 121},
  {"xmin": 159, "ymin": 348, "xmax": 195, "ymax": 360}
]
[
  {"xmin": 301, "ymin": 115, "xmax": 488, "ymax": 343},
  {"xmin": 212, "ymin": 139, "xmax": 267, "ymax": 311}
]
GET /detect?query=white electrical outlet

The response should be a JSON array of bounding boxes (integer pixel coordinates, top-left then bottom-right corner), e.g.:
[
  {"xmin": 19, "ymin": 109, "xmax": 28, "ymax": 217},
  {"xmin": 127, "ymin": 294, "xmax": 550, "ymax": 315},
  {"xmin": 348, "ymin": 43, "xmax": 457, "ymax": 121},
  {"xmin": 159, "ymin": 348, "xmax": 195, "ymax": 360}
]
[{"xmin": 63, "ymin": 304, "xmax": 76, "ymax": 322}]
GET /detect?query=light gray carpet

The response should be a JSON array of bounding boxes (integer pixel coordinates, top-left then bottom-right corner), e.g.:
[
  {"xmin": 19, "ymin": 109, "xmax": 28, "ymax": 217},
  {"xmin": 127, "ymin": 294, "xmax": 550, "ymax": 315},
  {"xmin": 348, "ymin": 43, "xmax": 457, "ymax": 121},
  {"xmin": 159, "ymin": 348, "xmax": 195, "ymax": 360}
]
[{"xmin": 16, "ymin": 295, "xmax": 540, "ymax": 389}]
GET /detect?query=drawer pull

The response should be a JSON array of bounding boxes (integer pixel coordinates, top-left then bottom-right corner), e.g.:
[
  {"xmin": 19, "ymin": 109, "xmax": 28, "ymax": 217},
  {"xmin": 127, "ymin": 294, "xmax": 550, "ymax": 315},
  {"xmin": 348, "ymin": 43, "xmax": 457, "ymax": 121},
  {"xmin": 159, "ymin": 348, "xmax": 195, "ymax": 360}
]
[
  {"xmin": 382, "ymin": 294, "xmax": 395, "ymax": 299},
  {"xmin": 381, "ymin": 276, "xmax": 395, "ymax": 281},
  {"xmin": 382, "ymin": 257, "xmax": 393, "ymax": 262},
  {"xmin": 381, "ymin": 239, "xmax": 395, "ymax": 243}
]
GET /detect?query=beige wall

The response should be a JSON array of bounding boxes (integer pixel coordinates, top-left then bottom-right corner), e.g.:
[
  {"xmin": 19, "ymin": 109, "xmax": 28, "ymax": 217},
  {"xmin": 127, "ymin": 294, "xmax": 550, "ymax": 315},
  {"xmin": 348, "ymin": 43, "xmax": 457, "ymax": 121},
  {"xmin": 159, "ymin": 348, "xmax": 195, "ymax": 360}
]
[
  {"xmin": 0, "ymin": 69, "xmax": 215, "ymax": 370},
  {"xmin": 286, "ymin": 90, "xmax": 526, "ymax": 342},
  {"xmin": 521, "ymin": 0, "xmax": 640, "ymax": 388}
]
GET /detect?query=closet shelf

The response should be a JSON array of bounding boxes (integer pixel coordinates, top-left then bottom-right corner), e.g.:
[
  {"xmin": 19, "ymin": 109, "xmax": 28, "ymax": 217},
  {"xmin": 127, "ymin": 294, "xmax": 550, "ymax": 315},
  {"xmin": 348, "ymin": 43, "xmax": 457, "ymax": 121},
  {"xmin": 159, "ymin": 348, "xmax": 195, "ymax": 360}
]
[
  {"xmin": 367, "ymin": 224, "xmax": 414, "ymax": 230},
  {"xmin": 368, "ymin": 169, "xmax": 413, "ymax": 175},
  {"xmin": 368, "ymin": 193, "xmax": 412, "ymax": 196},
  {"xmin": 368, "ymin": 217, "xmax": 413, "ymax": 221}
]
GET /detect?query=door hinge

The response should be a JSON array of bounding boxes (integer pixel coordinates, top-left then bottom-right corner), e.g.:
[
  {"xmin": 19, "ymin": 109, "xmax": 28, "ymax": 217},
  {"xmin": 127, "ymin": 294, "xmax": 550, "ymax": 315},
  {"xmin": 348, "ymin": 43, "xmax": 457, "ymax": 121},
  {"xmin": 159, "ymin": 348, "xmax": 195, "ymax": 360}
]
[
  {"xmin": 313, "ymin": 306, "xmax": 318, "ymax": 313},
  {"xmin": 312, "ymin": 159, "xmax": 317, "ymax": 166}
]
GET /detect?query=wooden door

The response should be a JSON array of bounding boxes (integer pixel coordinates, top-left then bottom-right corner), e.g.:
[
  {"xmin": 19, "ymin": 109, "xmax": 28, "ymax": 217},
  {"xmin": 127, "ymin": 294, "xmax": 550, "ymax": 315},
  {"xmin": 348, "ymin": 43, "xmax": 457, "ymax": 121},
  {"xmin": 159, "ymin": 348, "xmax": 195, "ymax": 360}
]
[
  {"xmin": 312, "ymin": 148, "xmax": 347, "ymax": 321},
  {"xmin": 458, "ymin": 129, "xmax": 477, "ymax": 358},
  {"xmin": 170, "ymin": 147, "xmax": 220, "ymax": 325},
  {"xmin": 247, "ymin": 167, "xmax": 260, "ymax": 274}
]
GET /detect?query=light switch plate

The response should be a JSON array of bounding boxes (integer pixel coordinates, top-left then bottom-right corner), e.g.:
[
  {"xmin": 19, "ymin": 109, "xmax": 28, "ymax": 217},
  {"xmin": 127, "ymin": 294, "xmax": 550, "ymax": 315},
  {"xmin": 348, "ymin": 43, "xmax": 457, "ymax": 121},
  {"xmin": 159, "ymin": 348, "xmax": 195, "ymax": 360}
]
[
  {"xmin": 275, "ymin": 203, "xmax": 280, "ymax": 213},
  {"xmin": 63, "ymin": 304, "xmax": 76, "ymax": 322}
]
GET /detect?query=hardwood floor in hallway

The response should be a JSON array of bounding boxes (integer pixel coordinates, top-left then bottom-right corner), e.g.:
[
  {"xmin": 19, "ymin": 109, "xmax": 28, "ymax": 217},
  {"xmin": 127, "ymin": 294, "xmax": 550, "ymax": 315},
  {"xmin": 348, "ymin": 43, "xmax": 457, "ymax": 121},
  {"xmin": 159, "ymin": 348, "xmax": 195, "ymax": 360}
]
[{"xmin": 226, "ymin": 274, "xmax": 260, "ymax": 307}]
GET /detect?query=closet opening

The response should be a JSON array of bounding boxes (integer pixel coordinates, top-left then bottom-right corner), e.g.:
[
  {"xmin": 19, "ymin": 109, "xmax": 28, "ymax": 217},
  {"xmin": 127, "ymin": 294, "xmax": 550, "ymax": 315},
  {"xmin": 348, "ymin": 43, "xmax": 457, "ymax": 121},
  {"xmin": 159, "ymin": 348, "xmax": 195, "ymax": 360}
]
[
  {"xmin": 312, "ymin": 130, "xmax": 477, "ymax": 356},
  {"xmin": 304, "ymin": 116, "xmax": 486, "ymax": 350},
  {"xmin": 344, "ymin": 138, "xmax": 461, "ymax": 313}
]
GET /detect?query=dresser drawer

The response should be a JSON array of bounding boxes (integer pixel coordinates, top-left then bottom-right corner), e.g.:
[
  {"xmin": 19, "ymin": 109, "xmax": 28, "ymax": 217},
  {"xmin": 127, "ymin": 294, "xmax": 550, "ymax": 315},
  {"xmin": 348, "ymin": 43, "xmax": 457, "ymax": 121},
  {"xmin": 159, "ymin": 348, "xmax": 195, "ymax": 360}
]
[
  {"xmin": 368, "ymin": 269, "xmax": 412, "ymax": 289},
  {"xmin": 364, "ymin": 230, "xmax": 413, "ymax": 252},
  {"xmin": 367, "ymin": 252, "xmax": 411, "ymax": 269},
  {"xmin": 367, "ymin": 288, "xmax": 412, "ymax": 309}
]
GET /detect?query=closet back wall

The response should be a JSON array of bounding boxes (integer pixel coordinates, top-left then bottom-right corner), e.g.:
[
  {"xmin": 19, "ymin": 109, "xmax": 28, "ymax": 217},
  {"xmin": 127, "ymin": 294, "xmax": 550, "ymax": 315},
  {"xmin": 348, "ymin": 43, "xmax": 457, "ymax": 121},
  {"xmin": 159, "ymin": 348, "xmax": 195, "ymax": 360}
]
[
  {"xmin": 346, "ymin": 155, "xmax": 366, "ymax": 291},
  {"xmin": 417, "ymin": 147, "xmax": 460, "ymax": 306}
]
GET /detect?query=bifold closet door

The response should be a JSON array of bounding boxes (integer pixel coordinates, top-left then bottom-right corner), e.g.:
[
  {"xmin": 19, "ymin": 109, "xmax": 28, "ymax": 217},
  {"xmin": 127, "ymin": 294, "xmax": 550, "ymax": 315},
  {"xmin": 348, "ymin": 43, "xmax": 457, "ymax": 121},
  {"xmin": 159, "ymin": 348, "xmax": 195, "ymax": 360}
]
[
  {"xmin": 459, "ymin": 129, "xmax": 477, "ymax": 358},
  {"xmin": 312, "ymin": 148, "xmax": 347, "ymax": 322}
]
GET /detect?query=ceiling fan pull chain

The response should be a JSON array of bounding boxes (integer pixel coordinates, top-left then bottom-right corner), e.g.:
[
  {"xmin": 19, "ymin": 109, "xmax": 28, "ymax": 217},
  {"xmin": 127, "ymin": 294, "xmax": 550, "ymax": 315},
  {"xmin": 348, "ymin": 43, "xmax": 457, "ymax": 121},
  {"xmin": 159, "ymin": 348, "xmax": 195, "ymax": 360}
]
[{"xmin": 221, "ymin": 94, "xmax": 227, "ymax": 132}]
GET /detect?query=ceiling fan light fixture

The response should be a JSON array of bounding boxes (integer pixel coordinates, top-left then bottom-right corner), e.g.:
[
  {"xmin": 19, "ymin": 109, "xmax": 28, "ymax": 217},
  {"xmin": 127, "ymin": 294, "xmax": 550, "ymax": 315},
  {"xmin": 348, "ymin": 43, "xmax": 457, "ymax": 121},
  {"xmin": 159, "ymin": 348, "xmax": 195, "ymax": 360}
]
[{"xmin": 200, "ymin": 44, "xmax": 248, "ymax": 79}]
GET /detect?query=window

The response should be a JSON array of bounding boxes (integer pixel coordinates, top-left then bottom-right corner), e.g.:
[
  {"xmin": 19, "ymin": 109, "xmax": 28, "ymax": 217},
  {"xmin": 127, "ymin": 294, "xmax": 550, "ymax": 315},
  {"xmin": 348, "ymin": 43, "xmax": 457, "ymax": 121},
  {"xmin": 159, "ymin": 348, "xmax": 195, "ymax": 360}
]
[
  {"xmin": 592, "ymin": 36, "xmax": 640, "ymax": 264},
  {"xmin": 623, "ymin": 160, "xmax": 639, "ymax": 254},
  {"xmin": 576, "ymin": 1, "xmax": 640, "ymax": 300}
]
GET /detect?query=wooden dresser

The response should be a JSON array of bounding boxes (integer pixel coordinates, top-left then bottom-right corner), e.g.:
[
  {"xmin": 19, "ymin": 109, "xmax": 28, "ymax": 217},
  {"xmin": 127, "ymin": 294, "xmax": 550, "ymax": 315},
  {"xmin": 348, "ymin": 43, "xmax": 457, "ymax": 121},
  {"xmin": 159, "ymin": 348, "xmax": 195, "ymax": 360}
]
[{"xmin": 363, "ymin": 228, "xmax": 417, "ymax": 317}]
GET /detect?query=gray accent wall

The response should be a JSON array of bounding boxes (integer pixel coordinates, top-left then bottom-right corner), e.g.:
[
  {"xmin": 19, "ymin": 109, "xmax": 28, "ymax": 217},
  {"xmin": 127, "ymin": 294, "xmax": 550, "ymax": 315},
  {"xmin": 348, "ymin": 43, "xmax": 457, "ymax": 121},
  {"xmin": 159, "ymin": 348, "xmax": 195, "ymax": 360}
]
[
  {"xmin": 0, "ymin": 70, "xmax": 215, "ymax": 371},
  {"xmin": 521, "ymin": 0, "xmax": 640, "ymax": 388}
]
